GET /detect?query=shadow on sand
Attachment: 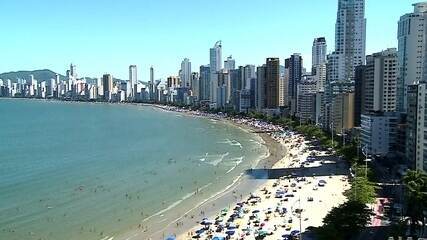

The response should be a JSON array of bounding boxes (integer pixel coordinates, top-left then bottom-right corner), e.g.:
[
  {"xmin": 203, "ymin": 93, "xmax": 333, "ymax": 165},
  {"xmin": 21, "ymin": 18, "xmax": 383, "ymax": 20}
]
[{"xmin": 245, "ymin": 155, "xmax": 349, "ymax": 180}]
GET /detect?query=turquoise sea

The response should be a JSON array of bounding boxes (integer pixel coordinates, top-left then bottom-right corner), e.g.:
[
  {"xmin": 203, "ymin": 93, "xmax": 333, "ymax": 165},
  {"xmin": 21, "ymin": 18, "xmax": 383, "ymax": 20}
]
[{"xmin": 0, "ymin": 99, "xmax": 268, "ymax": 240}]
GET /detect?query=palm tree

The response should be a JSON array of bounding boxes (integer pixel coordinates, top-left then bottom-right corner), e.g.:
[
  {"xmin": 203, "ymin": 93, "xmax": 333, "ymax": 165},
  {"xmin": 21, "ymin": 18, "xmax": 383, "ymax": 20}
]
[{"xmin": 403, "ymin": 170, "xmax": 427, "ymax": 237}]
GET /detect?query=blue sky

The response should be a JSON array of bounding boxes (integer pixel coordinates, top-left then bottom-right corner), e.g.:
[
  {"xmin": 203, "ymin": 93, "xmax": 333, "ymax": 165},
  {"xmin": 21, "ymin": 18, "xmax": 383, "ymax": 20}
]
[{"xmin": 0, "ymin": 0, "xmax": 421, "ymax": 80}]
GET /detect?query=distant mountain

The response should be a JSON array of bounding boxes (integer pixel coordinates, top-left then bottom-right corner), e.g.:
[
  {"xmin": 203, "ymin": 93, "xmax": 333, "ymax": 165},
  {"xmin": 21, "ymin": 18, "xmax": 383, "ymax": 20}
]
[
  {"xmin": 0, "ymin": 69, "xmax": 66, "ymax": 83},
  {"xmin": 0, "ymin": 69, "xmax": 125, "ymax": 84}
]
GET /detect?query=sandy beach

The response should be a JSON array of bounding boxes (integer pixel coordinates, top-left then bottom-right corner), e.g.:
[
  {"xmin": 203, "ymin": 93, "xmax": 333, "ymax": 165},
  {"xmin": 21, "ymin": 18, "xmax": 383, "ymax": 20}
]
[
  {"xmin": 120, "ymin": 105, "xmax": 351, "ymax": 240},
  {"xmin": 175, "ymin": 131, "xmax": 350, "ymax": 240}
]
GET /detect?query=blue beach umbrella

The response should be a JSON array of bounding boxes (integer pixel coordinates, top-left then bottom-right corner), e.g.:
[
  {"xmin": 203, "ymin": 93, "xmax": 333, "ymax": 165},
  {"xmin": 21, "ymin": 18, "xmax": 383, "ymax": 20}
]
[
  {"xmin": 212, "ymin": 236, "xmax": 226, "ymax": 240},
  {"xmin": 165, "ymin": 236, "xmax": 176, "ymax": 240}
]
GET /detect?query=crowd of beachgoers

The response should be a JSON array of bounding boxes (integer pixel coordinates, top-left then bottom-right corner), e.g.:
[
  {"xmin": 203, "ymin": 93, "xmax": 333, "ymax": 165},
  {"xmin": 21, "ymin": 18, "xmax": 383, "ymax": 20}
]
[{"xmin": 152, "ymin": 105, "xmax": 350, "ymax": 240}]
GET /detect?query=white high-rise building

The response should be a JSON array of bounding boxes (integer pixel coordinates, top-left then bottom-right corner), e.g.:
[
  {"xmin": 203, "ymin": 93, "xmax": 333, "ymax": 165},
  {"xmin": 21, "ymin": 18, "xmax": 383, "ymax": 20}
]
[
  {"xmin": 129, "ymin": 65, "xmax": 137, "ymax": 99},
  {"xmin": 224, "ymin": 55, "xmax": 235, "ymax": 72},
  {"xmin": 180, "ymin": 58, "xmax": 192, "ymax": 88},
  {"xmin": 209, "ymin": 41, "xmax": 222, "ymax": 105},
  {"xmin": 334, "ymin": 0, "xmax": 366, "ymax": 81},
  {"xmin": 363, "ymin": 48, "xmax": 398, "ymax": 114},
  {"xmin": 397, "ymin": 2, "xmax": 427, "ymax": 112},
  {"xmin": 312, "ymin": 37, "xmax": 327, "ymax": 73},
  {"xmin": 243, "ymin": 65, "xmax": 256, "ymax": 90}
]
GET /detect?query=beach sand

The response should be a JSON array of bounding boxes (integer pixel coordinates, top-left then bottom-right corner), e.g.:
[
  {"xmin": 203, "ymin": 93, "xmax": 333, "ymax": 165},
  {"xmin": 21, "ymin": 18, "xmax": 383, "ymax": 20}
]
[{"xmin": 177, "ymin": 133, "xmax": 350, "ymax": 240}]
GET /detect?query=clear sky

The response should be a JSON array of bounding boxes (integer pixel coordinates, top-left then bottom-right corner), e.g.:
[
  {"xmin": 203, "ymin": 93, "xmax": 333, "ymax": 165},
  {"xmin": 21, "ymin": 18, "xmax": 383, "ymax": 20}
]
[{"xmin": 0, "ymin": 0, "xmax": 422, "ymax": 80}]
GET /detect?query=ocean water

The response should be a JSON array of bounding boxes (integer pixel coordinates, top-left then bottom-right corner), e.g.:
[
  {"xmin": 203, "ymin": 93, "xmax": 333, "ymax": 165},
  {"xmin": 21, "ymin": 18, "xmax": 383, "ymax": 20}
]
[{"xmin": 0, "ymin": 99, "xmax": 268, "ymax": 240}]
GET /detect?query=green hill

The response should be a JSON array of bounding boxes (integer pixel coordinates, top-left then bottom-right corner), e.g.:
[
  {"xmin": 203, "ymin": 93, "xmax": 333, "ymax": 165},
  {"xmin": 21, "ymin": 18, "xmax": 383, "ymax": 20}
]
[
  {"xmin": 0, "ymin": 69, "xmax": 130, "ymax": 84},
  {"xmin": 0, "ymin": 69, "xmax": 66, "ymax": 82}
]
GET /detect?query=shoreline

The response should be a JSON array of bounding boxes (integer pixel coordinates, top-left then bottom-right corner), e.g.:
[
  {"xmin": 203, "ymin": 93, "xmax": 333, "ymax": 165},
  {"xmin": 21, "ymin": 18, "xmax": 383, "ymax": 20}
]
[{"xmin": 117, "ymin": 106, "xmax": 287, "ymax": 240}]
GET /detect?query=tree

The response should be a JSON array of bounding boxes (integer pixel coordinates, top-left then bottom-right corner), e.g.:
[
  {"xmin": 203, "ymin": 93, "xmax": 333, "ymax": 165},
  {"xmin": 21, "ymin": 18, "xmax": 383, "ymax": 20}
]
[
  {"xmin": 337, "ymin": 141, "xmax": 358, "ymax": 165},
  {"xmin": 403, "ymin": 170, "xmax": 427, "ymax": 237},
  {"xmin": 315, "ymin": 201, "xmax": 374, "ymax": 240},
  {"xmin": 344, "ymin": 175, "xmax": 377, "ymax": 204}
]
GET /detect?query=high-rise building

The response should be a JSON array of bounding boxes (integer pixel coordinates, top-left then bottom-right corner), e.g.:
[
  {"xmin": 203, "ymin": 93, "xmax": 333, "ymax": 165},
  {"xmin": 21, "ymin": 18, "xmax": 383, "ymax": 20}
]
[
  {"xmin": 199, "ymin": 65, "xmax": 210, "ymax": 101},
  {"xmin": 256, "ymin": 65, "xmax": 266, "ymax": 111},
  {"xmin": 360, "ymin": 112, "xmax": 401, "ymax": 157},
  {"xmin": 70, "ymin": 63, "xmax": 77, "ymax": 79},
  {"xmin": 243, "ymin": 65, "xmax": 256, "ymax": 90},
  {"xmin": 129, "ymin": 65, "xmax": 137, "ymax": 100},
  {"xmin": 406, "ymin": 83, "xmax": 427, "ymax": 172},
  {"xmin": 354, "ymin": 65, "xmax": 367, "ymax": 126},
  {"xmin": 297, "ymin": 77, "xmax": 317, "ymax": 123},
  {"xmin": 335, "ymin": 0, "xmax": 366, "ymax": 81},
  {"xmin": 285, "ymin": 54, "xmax": 303, "ymax": 114},
  {"xmin": 224, "ymin": 56, "xmax": 235, "ymax": 72},
  {"xmin": 180, "ymin": 58, "xmax": 192, "ymax": 88},
  {"xmin": 362, "ymin": 48, "xmax": 398, "ymax": 114},
  {"xmin": 266, "ymin": 58, "xmax": 280, "ymax": 109},
  {"xmin": 312, "ymin": 37, "xmax": 327, "ymax": 74},
  {"xmin": 397, "ymin": 2, "xmax": 427, "ymax": 112},
  {"xmin": 102, "ymin": 74, "xmax": 113, "ymax": 101},
  {"xmin": 167, "ymin": 76, "xmax": 180, "ymax": 89},
  {"xmin": 209, "ymin": 41, "xmax": 222, "ymax": 105},
  {"xmin": 150, "ymin": 66, "xmax": 155, "ymax": 101},
  {"xmin": 191, "ymin": 72, "xmax": 200, "ymax": 100},
  {"xmin": 331, "ymin": 92, "xmax": 355, "ymax": 133},
  {"xmin": 278, "ymin": 75, "xmax": 288, "ymax": 108}
]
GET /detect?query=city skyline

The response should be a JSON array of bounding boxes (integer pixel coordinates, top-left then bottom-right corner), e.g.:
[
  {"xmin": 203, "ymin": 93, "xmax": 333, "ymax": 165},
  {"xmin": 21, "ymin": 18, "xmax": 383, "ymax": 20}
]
[{"xmin": 0, "ymin": 0, "xmax": 421, "ymax": 80}]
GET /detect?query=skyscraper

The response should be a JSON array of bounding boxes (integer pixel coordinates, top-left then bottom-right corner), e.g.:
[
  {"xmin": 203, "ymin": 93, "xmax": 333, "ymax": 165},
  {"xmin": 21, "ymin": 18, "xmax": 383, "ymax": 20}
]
[
  {"xmin": 180, "ymin": 58, "xmax": 192, "ymax": 88},
  {"xmin": 224, "ymin": 56, "xmax": 235, "ymax": 72},
  {"xmin": 243, "ymin": 65, "xmax": 256, "ymax": 90},
  {"xmin": 266, "ymin": 58, "xmax": 280, "ymax": 109},
  {"xmin": 397, "ymin": 2, "xmax": 427, "ymax": 112},
  {"xmin": 209, "ymin": 41, "xmax": 222, "ymax": 105},
  {"xmin": 199, "ymin": 65, "xmax": 210, "ymax": 101},
  {"xmin": 102, "ymin": 74, "xmax": 113, "ymax": 101},
  {"xmin": 400, "ymin": 3, "xmax": 427, "ymax": 173},
  {"xmin": 150, "ymin": 66, "xmax": 155, "ymax": 101},
  {"xmin": 335, "ymin": 0, "xmax": 366, "ymax": 81},
  {"xmin": 70, "ymin": 63, "xmax": 77, "ymax": 79},
  {"xmin": 191, "ymin": 72, "xmax": 200, "ymax": 99},
  {"xmin": 256, "ymin": 65, "xmax": 266, "ymax": 111},
  {"xmin": 362, "ymin": 49, "xmax": 398, "ymax": 114},
  {"xmin": 285, "ymin": 54, "xmax": 303, "ymax": 114},
  {"xmin": 129, "ymin": 65, "xmax": 137, "ymax": 100},
  {"xmin": 406, "ymin": 83, "xmax": 427, "ymax": 171},
  {"xmin": 312, "ymin": 37, "xmax": 327, "ymax": 74}
]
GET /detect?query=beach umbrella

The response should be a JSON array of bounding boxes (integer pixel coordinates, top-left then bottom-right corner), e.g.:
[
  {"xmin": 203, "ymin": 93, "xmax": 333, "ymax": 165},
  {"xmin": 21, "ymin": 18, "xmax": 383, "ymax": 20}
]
[
  {"xmin": 252, "ymin": 210, "xmax": 260, "ymax": 213},
  {"xmin": 319, "ymin": 180, "xmax": 327, "ymax": 184},
  {"xmin": 212, "ymin": 236, "xmax": 225, "ymax": 240},
  {"xmin": 192, "ymin": 235, "xmax": 201, "ymax": 239},
  {"xmin": 165, "ymin": 236, "xmax": 176, "ymax": 240},
  {"xmin": 281, "ymin": 234, "xmax": 291, "ymax": 240},
  {"xmin": 227, "ymin": 222, "xmax": 237, "ymax": 229},
  {"xmin": 201, "ymin": 219, "xmax": 213, "ymax": 225},
  {"xmin": 226, "ymin": 230, "xmax": 236, "ymax": 235},
  {"xmin": 290, "ymin": 230, "xmax": 300, "ymax": 236}
]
